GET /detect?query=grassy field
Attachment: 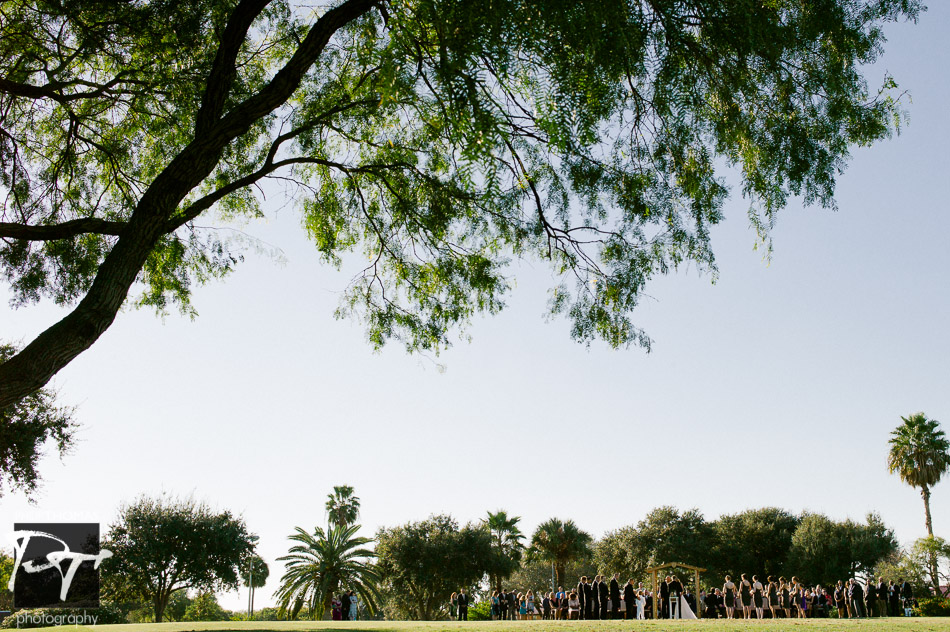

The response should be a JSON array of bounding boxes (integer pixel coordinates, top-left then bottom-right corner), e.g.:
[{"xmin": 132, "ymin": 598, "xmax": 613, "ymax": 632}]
[{"xmin": 27, "ymin": 619, "xmax": 950, "ymax": 632}]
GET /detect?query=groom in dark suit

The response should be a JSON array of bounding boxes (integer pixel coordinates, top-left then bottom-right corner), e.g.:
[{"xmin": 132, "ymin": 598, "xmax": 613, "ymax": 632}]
[{"xmin": 609, "ymin": 573, "xmax": 621, "ymax": 619}]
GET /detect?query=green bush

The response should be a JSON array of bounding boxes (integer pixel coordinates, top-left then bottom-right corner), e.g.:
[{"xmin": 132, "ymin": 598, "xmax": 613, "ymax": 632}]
[
  {"xmin": 915, "ymin": 597, "xmax": 950, "ymax": 617},
  {"xmin": 467, "ymin": 601, "xmax": 492, "ymax": 621}
]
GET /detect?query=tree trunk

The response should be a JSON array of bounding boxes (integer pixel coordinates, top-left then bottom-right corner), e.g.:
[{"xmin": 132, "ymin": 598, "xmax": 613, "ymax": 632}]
[
  {"xmin": 555, "ymin": 563, "xmax": 565, "ymax": 590},
  {"xmin": 154, "ymin": 593, "xmax": 167, "ymax": 623},
  {"xmin": 923, "ymin": 486, "xmax": 940, "ymax": 593}
]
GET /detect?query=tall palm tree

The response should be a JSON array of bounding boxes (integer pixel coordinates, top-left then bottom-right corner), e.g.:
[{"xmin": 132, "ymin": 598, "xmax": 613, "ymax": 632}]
[
  {"xmin": 888, "ymin": 412, "xmax": 950, "ymax": 591},
  {"xmin": 484, "ymin": 510, "xmax": 525, "ymax": 593},
  {"xmin": 275, "ymin": 522, "xmax": 380, "ymax": 620},
  {"xmin": 529, "ymin": 518, "xmax": 593, "ymax": 589},
  {"xmin": 326, "ymin": 485, "xmax": 360, "ymax": 528}
]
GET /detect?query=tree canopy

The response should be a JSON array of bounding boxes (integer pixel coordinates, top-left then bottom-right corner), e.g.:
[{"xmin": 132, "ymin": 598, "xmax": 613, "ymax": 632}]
[
  {"xmin": 101, "ymin": 495, "xmax": 257, "ymax": 622},
  {"xmin": 375, "ymin": 514, "xmax": 492, "ymax": 620},
  {"xmin": 0, "ymin": 0, "xmax": 922, "ymax": 413}
]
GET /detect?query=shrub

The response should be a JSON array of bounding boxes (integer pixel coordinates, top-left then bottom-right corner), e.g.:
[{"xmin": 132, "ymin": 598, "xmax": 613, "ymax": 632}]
[
  {"xmin": 916, "ymin": 598, "xmax": 950, "ymax": 617},
  {"xmin": 468, "ymin": 601, "xmax": 492, "ymax": 621}
]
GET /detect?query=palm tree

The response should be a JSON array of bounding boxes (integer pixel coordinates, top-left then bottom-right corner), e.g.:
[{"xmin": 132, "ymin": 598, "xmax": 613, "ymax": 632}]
[
  {"xmin": 275, "ymin": 522, "xmax": 380, "ymax": 620},
  {"xmin": 528, "ymin": 518, "xmax": 593, "ymax": 589},
  {"xmin": 887, "ymin": 412, "xmax": 950, "ymax": 591},
  {"xmin": 484, "ymin": 510, "xmax": 525, "ymax": 593},
  {"xmin": 326, "ymin": 485, "xmax": 361, "ymax": 528}
]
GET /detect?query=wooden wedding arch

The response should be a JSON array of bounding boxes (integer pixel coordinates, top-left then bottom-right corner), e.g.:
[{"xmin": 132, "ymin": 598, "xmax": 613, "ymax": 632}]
[{"xmin": 645, "ymin": 562, "xmax": 706, "ymax": 619}]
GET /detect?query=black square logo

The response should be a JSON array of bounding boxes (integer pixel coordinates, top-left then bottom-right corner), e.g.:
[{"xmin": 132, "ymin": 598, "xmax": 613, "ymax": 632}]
[{"xmin": 10, "ymin": 523, "xmax": 110, "ymax": 608}]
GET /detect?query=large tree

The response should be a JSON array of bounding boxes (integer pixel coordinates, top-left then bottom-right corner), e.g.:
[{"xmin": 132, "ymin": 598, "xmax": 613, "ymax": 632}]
[
  {"xmin": 101, "ymin": 495, "xmax": 256, "ymax": 622},
  {"xmin": 787, "ymin": 512, "xmax": 897, "ymax": 587},
  {"xmin": 711, "ymin": 507, "xmax": 800, "ymax": 580},
  {"xmin": 528, "ymin": 518, "xmax": 592, "ymax": 589},
  {"xmin": 596, "ymin": 506, "xmax": 713, "ymax": 582},
  {"xmin": 375, "ymin": 514, "xmax": 492, "ymax": 620},
  {"xmin": 887, "ymin": 411, "xmax": 950, "ymax": 591},
  {"xmin": 0, "ymin": 0, "xmax": 921, "ymax": 413},
  {"xmin": 275, "ymin": 522, "xmax": 380, "ymax": 620}
]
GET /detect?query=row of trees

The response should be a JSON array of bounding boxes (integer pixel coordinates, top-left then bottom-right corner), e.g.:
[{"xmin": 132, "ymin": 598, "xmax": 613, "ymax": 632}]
[
  {"xmin": 2, "ymin": 488, "xmax": 936, "ymax": 623},
  {"xmin": 9, "ymin": 406, "xmax": 946, "ymax": 624}
]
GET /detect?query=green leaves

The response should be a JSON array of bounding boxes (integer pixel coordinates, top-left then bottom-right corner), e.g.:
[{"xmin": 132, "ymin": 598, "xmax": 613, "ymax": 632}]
[{"xmin": 0, "ymin": 0, "xmax": 922, "ymax": 357}]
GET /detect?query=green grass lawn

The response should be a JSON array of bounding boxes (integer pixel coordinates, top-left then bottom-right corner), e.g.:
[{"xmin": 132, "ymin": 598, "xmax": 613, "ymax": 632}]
[{"xmin": 33, "ymin": 619, "xmax": 950, "ymax": 632}]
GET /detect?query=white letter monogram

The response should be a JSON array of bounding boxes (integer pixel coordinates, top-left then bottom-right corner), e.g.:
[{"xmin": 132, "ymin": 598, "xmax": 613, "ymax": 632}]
[{"xmin": 8, "ymin": 531, "xmax": 113, "ymax": 601}]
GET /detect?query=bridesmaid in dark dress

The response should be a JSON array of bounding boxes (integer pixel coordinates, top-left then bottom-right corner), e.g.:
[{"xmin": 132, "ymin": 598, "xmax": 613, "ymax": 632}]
[
  {"xmin": 739, "ymin": 574, "xmax": 752, "ymax": 620},
  {"xmin": 780, "ymin": 577, "xmax": 791, "ymax": 618},
  {"xmin": 767, "ymin": 576, "xmax": 780, "ymax": 619},
  {"xmin": 723, "ymin": 576, "xmax": 737, "ymax": 619},
  {"xmin": 752, "ymin": 575, "xmax": 764, "ymax": 619}
]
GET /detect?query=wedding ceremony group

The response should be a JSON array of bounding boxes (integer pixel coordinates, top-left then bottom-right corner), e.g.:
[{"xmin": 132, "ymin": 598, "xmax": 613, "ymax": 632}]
[{"xmin": 455, "ymin": 573, "xmax": 920, "ymax": 622}]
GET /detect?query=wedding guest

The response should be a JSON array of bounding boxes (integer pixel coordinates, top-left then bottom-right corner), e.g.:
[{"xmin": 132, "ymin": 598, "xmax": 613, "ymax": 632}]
[
  {"xmin": 834, "ymin": 581, "xmax": 847, "ymax": 618},
  {"xmin": 865, "ymin": 580, "xmax": 877, "ymax": 617},
  {"xmin": 458, "ymin": 588, "xmax": 470, "ymax": 621},
  {"xmin": 491, "ymin": 590, "xmax": 500, "ymax": 620},
  {"xmin": 637, "ymin": 590, "xmax": 647, "ymax": 620},
  {"xmin": 888, "ymin": 581, "xmax": 900, "ymax": 616},
  {"xmin": 559, "ymin": 592, "xmax": 569, "ymax": 620},
  {"xmin": 527, "ymin": 589, "xmax": 536, "ymax": 618},
  {"xmin": 850, "ymin": 579, "xmax": 865, "ymax": 618},
  {"xmin": 450, "ymin": 592, "xmax": 458, "ymax": 620},
  {"xmin": 341, "ymin": 591, "xmax": 351, "ymax": 621},
  {"xmin": 876, "ymin": 577, "xmax": 888, "ymax": 617},
  {"xmin": 598, "ymin": 574, "xmax": 609, "ymax": 619},
  {"xmin": 507, "ymin": 590, "xmax": 517, "ymax": 620},
  {"xmin": 568, "ymin": 591, "xmax": 581, "ymax": 619}
]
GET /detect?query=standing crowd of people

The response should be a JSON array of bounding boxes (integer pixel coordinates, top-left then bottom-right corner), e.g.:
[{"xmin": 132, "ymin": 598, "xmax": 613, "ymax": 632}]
[
  {"xmin": 330, "ymin": 590, "xmax": 359, "ymax": 620},
  {"xmin": 447, "ymin": 573, "xmax": 921, "ymax": 620},
  {"xmin": 704, "ymin": 574, "xmax": 917, "ymax": 619}
]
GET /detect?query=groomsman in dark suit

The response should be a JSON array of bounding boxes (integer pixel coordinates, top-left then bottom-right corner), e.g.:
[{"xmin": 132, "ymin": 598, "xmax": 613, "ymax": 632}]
[
  {"xmin": 609, "ymin": 573, "xmax": 621, "ymax": 619},
  {"xmin": 576, "ymin": 576, "xmax": 587, "ymax": 620},
  {"xmin": 598, "ymin": 574, "xmax": 609, "ymax": 619},
  {"xmin": 584, "ymin": 576, "xmax": 594, "ymax": 619},
  {"xmin": 659, "ymin": 576, "xmax": 670, "ymax": 618},
  {"xmin": 590, "ymin": 575, "xmax": 601, "ymax": 619}
]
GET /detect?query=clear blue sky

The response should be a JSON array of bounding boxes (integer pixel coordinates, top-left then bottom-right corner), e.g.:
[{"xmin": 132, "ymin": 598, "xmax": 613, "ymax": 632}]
[{"xmin": 2, "ymin": 3, "xmax": 949, "ymax": 610}]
